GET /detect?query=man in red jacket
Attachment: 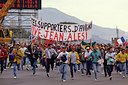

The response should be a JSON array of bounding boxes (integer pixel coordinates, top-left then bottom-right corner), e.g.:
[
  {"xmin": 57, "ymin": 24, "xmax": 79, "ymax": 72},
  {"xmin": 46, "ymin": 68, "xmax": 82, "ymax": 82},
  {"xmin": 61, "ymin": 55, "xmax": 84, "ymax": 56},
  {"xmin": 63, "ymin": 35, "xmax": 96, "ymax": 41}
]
[{"xmin": 0, "ymin": 44, "xmax": 8, "ymax": 73}]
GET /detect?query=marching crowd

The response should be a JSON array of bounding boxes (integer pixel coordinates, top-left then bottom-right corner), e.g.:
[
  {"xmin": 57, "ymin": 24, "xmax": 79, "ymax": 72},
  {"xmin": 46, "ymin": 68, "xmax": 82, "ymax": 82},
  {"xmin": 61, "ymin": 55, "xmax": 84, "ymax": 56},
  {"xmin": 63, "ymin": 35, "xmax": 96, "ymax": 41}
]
[{"xmin": 0, "ymin": 42, "xmax": 128, "ymax": 82}]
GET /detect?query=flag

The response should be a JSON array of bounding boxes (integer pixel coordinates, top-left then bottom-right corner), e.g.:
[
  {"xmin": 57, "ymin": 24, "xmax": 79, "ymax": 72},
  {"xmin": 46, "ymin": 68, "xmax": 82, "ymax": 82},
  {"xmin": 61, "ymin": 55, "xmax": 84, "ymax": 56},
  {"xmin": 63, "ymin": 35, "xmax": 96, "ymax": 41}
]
[
  {"xmin": 117, "ymin": 39, "xmax": 123, "ymax": 45},
  {"xmin": 117, "ymin": 36, "xmax": 125, "ymax": 45},
  {"xmin": 120, "ymin": 37, "xmax": 125, "ymax": 43},
  {"xmin": 82, "ymin": 41, "xmax": 96, "ymax": 48}
]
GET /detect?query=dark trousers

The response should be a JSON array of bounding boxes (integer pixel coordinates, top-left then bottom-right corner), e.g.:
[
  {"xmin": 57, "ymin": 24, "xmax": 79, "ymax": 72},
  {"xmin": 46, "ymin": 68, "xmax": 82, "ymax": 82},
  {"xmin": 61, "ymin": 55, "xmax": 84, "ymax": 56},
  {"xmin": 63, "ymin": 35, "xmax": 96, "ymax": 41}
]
[
  {"xmin": 104, "ymin": 60, "xmax": 107, "ymax": 77},
  {"xmin": 46, "ymin": 58, "xmax": 54, "ymax": 73},
  {"xmin": 86, "ymin": 61, "xmax": 91, "ymax": 75},
  {"xmin": 107, "ymin": 65, "xmax": 113, "ymax": 77},
  {"xmin": 0, "ymin": 60, "xmax": 4, "ymax": 73},
  {"xmin": 4, "ymin": 57, "xmax": 7, "ymax": 69},
  {"xmin": 70, "ymin": 63, "xmax": 77, "ymax": 78}
]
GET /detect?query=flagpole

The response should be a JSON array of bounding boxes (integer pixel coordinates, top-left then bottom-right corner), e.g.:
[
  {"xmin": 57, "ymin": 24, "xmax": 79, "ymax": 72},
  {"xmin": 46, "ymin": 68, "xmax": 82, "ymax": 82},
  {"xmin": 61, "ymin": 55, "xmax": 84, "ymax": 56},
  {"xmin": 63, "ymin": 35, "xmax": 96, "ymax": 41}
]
[{"xmin": 116, "ymin": 26, "xmax": 119, "ymax": 39}]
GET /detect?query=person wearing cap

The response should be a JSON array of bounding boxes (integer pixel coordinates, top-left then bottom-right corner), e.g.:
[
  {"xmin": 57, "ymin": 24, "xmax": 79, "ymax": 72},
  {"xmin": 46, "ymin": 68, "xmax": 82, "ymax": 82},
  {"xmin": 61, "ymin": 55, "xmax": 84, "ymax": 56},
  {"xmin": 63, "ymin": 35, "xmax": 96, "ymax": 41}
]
[
  {"xmin": 85, "ymin": 46, "xmax": 92, "ymax": 76},
  {"xmin": 116, "ymin": 48, "xmax": 128, "ymax": 78},
  {"xmin": 12, "ymin": 43, "xmax": 23, "ymax": 79},
  {"xmin": 57, "ymin": 46, "xmax": 69, "ymax": 82}
]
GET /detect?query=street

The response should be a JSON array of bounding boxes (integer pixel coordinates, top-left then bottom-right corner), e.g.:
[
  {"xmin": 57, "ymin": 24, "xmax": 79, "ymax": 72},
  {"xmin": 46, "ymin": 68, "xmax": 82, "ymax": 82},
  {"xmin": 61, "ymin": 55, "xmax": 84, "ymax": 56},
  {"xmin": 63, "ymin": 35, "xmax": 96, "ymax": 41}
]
[{"xmin": 0, "ymin": 66, "xmax": 128, "ymax": 85}]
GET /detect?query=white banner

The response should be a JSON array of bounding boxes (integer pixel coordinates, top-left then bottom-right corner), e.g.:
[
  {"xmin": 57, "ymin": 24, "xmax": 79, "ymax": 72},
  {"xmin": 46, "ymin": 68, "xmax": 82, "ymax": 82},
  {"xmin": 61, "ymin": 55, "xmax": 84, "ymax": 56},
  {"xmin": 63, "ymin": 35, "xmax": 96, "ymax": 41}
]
[{"xmin": 31, "ymin": 16, "xmax": 92, "ymax": 41}]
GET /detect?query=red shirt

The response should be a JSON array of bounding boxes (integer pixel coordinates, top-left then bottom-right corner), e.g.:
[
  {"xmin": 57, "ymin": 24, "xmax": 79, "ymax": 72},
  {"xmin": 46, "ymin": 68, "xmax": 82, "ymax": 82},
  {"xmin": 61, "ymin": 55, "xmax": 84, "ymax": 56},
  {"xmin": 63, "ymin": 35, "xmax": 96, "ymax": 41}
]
[{"xmin": 0, "ymin": 48, "xmax": 8, "ymax": 61}]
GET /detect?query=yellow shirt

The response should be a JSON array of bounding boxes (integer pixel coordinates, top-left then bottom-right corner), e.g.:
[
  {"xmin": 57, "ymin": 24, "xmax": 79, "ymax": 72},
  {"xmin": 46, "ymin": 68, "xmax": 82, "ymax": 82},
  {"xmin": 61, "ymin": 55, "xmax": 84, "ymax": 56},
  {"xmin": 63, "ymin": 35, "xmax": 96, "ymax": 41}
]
[
  {"xmin": 69, "ymin": 51, "xmax": 80, "ymax": 64},
  {"xmin": 116, "ymin": 52, "xmax": 128, "ymax": 63},
  {"xmin": 13, "ymin": 49, "xmax": 24, "ymax": 64}
]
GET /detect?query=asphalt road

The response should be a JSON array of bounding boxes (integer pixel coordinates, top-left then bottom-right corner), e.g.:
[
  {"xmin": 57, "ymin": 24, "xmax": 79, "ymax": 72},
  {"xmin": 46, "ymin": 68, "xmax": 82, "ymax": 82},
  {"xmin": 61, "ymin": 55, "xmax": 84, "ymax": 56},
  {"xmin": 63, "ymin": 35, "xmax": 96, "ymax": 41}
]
[{"xmin": 0, "ymin": 66, "xmax": 128, "ymax": 85}]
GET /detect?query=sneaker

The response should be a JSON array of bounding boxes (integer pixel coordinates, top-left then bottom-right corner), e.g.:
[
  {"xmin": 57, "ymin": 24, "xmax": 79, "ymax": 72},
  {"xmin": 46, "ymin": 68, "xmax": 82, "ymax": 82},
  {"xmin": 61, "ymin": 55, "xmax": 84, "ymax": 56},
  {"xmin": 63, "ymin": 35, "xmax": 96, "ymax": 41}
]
[
  {"xmin": 119, "ymin": 72, "xmax": 122, "ymax": 75},
  {"xmin": 62, "ymin": 80, "xmax": 66, "ymax": 82},
  {"xmin": 95, "ymin": 78, "xmax": 97, "ymax": 81},
  {"xmin": 26, "ymin": 68, "xmax": 29, "ymax": 71},
  {"xmin": 78, "ymin": 70, "xmax": 81, "ymax": 72},
  {"xmin": 4, "ymin": 69, "xmax": 7, "ymax": 71},
  {"xmin": 33, "ymin": 72, "xmax": 35, "ymax": 75},
  {"xmin": 14, "ymin": 76, "xmax": 17, "ymax": 79},
  {"xmin": 109, "ymin": 76, "xmax": 112, "ymax": 80},
  {"xmin": 81, "ymin": 74, "xmax": 84, "ymax": 76},
  {"xmin": 47, "ymin": 73, "xmax": 50, "ymax": 77},
  {"xmin": 123, "ymin": 76, "xmax": 125, "ymax": 78},
  {"xmin": 71, "ymin": 77, "xmax": 74, "ymax": 80}
]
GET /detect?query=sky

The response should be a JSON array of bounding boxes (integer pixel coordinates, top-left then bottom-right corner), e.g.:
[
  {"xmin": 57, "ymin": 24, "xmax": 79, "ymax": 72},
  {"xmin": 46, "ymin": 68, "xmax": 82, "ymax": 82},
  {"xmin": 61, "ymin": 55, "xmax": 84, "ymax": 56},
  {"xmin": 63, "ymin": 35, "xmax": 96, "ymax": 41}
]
[{"xmin": 43, "ymin": 0, "xmax": 128, "ymax": 32}]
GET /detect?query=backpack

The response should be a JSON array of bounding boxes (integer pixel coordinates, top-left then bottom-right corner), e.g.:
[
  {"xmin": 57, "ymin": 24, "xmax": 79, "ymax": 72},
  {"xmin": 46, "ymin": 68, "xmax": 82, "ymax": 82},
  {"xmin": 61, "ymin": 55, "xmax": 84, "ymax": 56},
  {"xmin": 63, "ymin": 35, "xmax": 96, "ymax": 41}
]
[{"xmin": 61, "ymin": 54, "xmax": 67, "ymax": 62}]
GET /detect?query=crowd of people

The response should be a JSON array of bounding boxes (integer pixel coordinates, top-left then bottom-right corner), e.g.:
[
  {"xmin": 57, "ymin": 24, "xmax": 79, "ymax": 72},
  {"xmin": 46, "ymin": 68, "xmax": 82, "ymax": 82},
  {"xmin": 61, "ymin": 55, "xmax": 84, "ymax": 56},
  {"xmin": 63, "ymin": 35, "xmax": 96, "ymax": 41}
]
[{"xmin": 0, "ymin": 41, "xmax": 128, "ymax": 82}]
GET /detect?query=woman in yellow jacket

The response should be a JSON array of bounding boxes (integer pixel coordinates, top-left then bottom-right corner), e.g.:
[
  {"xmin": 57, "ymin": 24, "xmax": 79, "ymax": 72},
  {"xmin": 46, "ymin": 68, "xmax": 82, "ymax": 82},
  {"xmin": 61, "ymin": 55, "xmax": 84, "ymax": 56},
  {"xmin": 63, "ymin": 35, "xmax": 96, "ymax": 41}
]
[
  {"xmin": 12, "ymin": 43, "xmax": 24, "ymax": 79},
  {"xmin": 116, "ymin": 48, "xmax": 128, "ymax": 78}
]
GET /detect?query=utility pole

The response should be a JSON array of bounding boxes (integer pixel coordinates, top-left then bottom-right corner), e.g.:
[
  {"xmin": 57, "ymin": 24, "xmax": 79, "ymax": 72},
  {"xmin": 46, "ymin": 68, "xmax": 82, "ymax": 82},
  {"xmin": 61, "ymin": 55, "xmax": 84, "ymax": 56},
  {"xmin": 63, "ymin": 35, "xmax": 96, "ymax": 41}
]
[{"xmin": 116, "ymin": 26, "xmax": 119, "ymax": 39}]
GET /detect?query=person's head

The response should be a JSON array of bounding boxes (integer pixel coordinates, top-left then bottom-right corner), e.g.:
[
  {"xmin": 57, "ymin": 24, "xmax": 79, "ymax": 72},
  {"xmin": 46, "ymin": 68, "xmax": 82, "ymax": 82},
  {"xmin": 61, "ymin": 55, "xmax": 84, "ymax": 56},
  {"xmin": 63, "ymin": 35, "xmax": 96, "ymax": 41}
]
[
  {"xmin": 16, "ymin": 43, "xmax": 20, "ymax": 49},
  {"xmin": 86, "ymin": 47, "xmax": 90, "ymax": 52},
  {"xmin": 62, "ymin": 46, "xmax": 66, "ymax": 52},
  {"xmin": 121, "ymin": 48, "xmax": 125, "ymax": 53},
  {"xmin": 48, "ymin": 44, "xmax": 52, "ymax": 49},
  {"xmin": 20, "ymin": 44, "xmax": 24, "ymax": 48},
  {"xmin": 107, "ymin": 47, "xmax": 113, "ymax": 53},
  {"xmin": 93, "ymin": 45, "xmax": 98, "ymax": 51},
  {"xmin": 4, "ymin": 44, "xmax": 8, "ymax": 49},
  {"xmin": 71, "ymin": 46, "xmax": 76, "ymax": 52}
]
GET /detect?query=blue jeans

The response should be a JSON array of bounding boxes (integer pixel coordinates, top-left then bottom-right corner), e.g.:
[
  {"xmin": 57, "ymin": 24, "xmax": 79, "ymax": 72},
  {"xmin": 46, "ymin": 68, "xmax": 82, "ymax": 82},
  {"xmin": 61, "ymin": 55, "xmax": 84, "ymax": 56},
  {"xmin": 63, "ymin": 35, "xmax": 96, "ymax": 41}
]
[
  {"xmin": 93, "ymin": 63, "xmax": 100, "ymax": 79},
  {"xmin": 77, "ymin": 63, "xmax": 80, "ymax": 71},
  {"xmin": 32, "ymin": 59, "xmax": 37, "ymax": 74},
  {"xmin": 13, "ymin": 63, "xmax": 20, "ymax": 77},
  {"xmin": 59, "ymin": 63, "xmax": 67, "ymax": 80},
  {"xmin": 119, "ymin": 62, "xmax": 126, "ymax": 76},
  {"xmin": 70, "ymin": 63, "xmax": 77, "ymax": 78},
  {"xmin": 81, "ymin": 62, "xmax": 86, "ymax": 74},
  {"xmin": 21, "ymin": 56, "xmax": 26, "ymax": 70}
]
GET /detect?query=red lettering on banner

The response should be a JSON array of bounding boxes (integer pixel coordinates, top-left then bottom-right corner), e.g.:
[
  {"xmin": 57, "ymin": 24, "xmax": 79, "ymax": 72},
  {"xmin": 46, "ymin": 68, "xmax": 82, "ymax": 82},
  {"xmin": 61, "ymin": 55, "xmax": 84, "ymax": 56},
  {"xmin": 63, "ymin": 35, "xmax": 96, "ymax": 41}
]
[
  {"xmin": 78, "ymin": 32, "xmax": 81, "ymax": 41},
  {"xmin": 67, "ymin": 33, "xmax": 72, "ymax": 41},
  {"xmin": 85, "ymin": 31, "xmax": 88, "ymax": 40},
  {"xmin": 44, "ymin": 30, "xmax": 49, "ymax": 39},
  {"xmin": 44, "ymin": 30, "xmax": 49, "ymax": 38},
  {"xmin": 54, "ymin": 32, "xmax": 58, "ymax": 41},
  {"xmin": 82, "ymin": 32, "xmax": 85, "ymax": 40},
  {"xmin": 59, "ymin": 33, "xmax": 64, "ymax": 41},
  {"xmin": 17, "ymin": 0, "xmax": 20, "ymax": 8},
  {"xmin": 74, "ymin": 33, "xmax": 77, "ymax": 41},
  {"xmin": 50, "ymin": 31, "xmax": 54, "ymax": 40}
]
